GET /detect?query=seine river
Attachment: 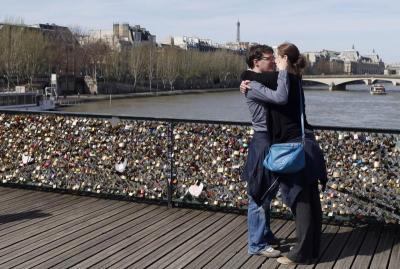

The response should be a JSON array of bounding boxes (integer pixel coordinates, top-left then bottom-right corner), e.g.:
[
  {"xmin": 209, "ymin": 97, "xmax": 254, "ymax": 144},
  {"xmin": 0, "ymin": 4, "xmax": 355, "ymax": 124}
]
[{"xmin": 61, "ymin": 84, "xmax": 400, "ymax": 130}]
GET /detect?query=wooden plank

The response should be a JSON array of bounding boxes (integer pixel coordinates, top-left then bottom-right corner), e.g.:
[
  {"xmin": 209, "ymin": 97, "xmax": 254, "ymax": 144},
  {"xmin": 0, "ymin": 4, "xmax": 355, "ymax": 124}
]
[
  {"xmin": 314, "ymin": 225, "xmax": 353, "ymax": 269},
  {"xmin": 388, "ymin": 225, "xmax": 400, "ymax": 269},
  {"xmin": 332, "ymin": 225, "xmax": 368, "ymax": 269},
  {"xmin": 64, "ymin": 209, "xmax": 193, "ymax": 268},
  {"xmin": 292, "ymin": 224, "xmax": 339, "ymax": 269},
  {"xmin": 0, "ymin": 189, "xmax": 52, "ymax": 205},
  {"xmin": 370, "ymin": 226, "xmax": 397, "ymax": 269},
  {"xmin": 0, "ymin": 193, "xmax": 77, "ymax": 227},
  {"xmin": 128, "ymin": 212, "xmax": 227, "ymax": 269},
  {"xmin": 0, "ymin": 187, "xmax": 393, "ymax": 269},
  {"xmin": 185, "ymin": 216, "xmax": 249, "ymax": 269},
  {"xmin": 145, "ymin": 213, "xmax": 237, "ymax": 269},
  {"xmin": 0, "ymin": 197, "xmax": 117, "ymax": 257},
  {"xmin": 261, "ymin": 221, "xmax": 299, "ymax": 269},
  {"xmin": 223, "ymin": 219, "xmax": 291, "ymax": 269},
  {"xmin": 0, "ymin": 188, "xmax": 29, "ymax": 202},
  {"xmin": 219, "ymin": 243, "xmax": 250, "ymax": 269},
  {"xmin": 0, "ymin": 186, "xmax": 13, "ymax": 192},
  {"xmin": 39, "ymin": 207, "xmax": 184, "ymax": 268},
  {"xmin": 0, "ymin": 187, "xmax": 15, "ymax": 194},
  {"xmin": 0, "ymin": 202, "xmax": 151, "ymax": 268},
  {"xmin": 101, "ymin": 210, "xmax": 214, "ymax": 269},
  {"xmin": 203, "ymin": 227, "xmax": 248, "ymax": 269},
  {"xmin": 0, "ymin": 191, "xmax": 67, "ymax": 215},
  {"xmin": 0, "ymin": 199, "xmax": 119, "ymax": 258},
  {"xmin": 0, "ymin": 191, "xmax": 51, "ymax": 212},
  {"xmin": 0, "ymin": 194, "xmax": 82, "ymax": 232},
  {"xmin": 0, "ymin": 200, "xmax": 140, "ymax": 266},
  {"xmin": 164, "ymin": 215, "xmax": 247, "ymax": 269},
  {"xmin": 12, "ymin": 204, "xmax": 158, "ymax": 269},
  {"xmin": 0, "ymin": 196, "xmax": 98, "ymax": 246},
  {"xmin": 76, "ymin": 209, "xmax": 207, "ymax": 268},
  {"xmin": 351, "ymin": 225, "xmax": 382, "ymax": 269},
  {"xmin": 239, "ymin": 219, "xmax": 290, "ymax": 269},
  {"xmin": 0, "ymin": 186, "xmax": 28, "ymax": 196}
]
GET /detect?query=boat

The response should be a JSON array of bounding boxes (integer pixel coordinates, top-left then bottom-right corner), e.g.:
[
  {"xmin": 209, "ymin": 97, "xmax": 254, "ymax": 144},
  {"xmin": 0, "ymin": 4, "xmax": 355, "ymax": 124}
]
[
  {"xmin": 0, "ymin": 76, "xmax": 58, "ymax": 111},
  {"xmin": 0, "ymin": 91, "xmax": 56, "ymax": 111},
  {"xmin": 370, "ymin": 84, "xmax": 386, "ymax": 95}
]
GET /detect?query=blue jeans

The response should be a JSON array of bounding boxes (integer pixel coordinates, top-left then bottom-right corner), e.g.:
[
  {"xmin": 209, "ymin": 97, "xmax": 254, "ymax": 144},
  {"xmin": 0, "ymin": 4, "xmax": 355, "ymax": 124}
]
[{"xmin": 247, "ymin": 196, "xmax": 275, "ymax": 254}]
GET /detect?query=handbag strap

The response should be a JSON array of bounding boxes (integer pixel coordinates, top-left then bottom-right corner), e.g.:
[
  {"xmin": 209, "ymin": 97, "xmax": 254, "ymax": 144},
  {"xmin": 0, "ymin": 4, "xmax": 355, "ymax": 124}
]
[{"xmin": 298, "ymin": 78, "xmax": 305, "ymax": 145}]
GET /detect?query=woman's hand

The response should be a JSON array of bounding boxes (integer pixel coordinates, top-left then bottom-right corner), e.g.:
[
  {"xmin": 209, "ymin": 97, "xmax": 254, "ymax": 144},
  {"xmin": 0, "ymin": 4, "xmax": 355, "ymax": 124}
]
[
  {"xmin": 276, "ymin": 55, "xmax": 288, "ymax": 71},
  {"xmin": 240, "ymin": 80, "xmax": 251, "ymax": 93}
]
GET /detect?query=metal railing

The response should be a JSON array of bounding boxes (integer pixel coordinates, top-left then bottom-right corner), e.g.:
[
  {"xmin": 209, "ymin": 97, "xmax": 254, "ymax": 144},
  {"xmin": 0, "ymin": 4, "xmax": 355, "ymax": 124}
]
[{"xmin": 0, "ymin": 109, "xmax": 399, "ymax": 224}]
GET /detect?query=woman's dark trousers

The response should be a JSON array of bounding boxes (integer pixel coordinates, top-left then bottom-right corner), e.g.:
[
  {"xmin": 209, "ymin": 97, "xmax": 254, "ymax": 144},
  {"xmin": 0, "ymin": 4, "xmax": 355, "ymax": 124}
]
[{"xmin": 287, "ymin": 183, "xmax": 322, "ymax": 263}]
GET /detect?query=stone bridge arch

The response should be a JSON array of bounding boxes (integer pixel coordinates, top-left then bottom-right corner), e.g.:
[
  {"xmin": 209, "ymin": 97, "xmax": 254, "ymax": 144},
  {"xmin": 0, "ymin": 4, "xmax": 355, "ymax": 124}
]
[
  {"xmin": 302, "ymin": 78, "xmax": 371, "ymax": 91},
  {"xmin": 303, "ymin": 75, "xmax": 400, "ymax": 90},
  {"xmin": 371, "ymin": 78, "xmax": 400, "ymax": 86}
]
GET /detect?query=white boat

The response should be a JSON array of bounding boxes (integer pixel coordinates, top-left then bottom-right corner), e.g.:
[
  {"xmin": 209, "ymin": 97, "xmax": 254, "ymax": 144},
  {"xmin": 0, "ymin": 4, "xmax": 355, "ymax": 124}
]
[
  {"xmin": 370, "ymin": 84, "xmax": 386, "ymax": 95},
  {"xmin": 0, "ymin": 92, "xmax": 55, "ymax": 111}
]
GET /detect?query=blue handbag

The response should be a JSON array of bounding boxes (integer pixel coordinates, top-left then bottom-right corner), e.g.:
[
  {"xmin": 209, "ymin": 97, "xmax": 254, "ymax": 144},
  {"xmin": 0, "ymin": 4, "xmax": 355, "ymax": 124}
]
[{"xmin": 263, "ymin": 79, "xmax": 306, "ymax": 173}]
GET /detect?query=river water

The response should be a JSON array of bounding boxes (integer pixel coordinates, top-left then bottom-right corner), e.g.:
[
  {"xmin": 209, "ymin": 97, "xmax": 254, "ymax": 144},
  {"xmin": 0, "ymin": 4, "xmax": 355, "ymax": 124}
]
[{"xmin": 60, "ymin": 83, "xmax": 400, "ymax": 130}]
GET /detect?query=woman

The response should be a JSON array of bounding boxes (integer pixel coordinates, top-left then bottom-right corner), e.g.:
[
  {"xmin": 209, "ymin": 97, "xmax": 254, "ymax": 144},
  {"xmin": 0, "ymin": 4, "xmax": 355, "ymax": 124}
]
[{"xmin": 243, "ymin": 42, "xmax": 327, "ymax": 265}]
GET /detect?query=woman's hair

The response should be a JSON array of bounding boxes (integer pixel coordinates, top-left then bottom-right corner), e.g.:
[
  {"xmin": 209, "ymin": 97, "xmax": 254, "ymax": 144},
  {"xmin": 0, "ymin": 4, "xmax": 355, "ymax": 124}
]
[{"xmin": 277, "ymin": 42, "xmax": 306, "ymax": 76}]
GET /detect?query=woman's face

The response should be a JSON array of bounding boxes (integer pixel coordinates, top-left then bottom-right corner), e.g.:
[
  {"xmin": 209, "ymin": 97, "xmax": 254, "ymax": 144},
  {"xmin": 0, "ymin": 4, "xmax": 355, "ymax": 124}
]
[
  {"xmin": 275, "ymin": 54, "xmax": 288, "ymax": 71},
  {"xmin": 275, "ymin": 54, "xmax": 285, "ymax": 66}
]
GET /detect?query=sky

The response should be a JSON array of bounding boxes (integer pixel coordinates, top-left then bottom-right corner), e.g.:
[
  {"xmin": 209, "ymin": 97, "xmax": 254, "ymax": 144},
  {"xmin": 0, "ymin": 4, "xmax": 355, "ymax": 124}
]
[{"xmin": 1, "ymin": 0, "xmax": 399, "ymax": 63}]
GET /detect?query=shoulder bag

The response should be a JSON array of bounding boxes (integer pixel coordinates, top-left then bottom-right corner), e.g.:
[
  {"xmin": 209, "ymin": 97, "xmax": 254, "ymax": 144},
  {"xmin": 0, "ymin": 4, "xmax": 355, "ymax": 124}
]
[{"xmin": 263, "ymin": 78, "xmax": 305, "ymax": 173}]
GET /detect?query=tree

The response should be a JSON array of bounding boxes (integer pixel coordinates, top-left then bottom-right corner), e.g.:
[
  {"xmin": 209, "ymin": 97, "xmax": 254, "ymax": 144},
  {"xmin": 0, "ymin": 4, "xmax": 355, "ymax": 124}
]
[
  {"xmin": 127, "ymin": 45, "xmax": 145, "ymax": 90},
  {"xmin": 21, "ymin": 29, "xmax": 48, "ymax": 89},
  {"xmin": 81, "ymin": 40, "xmax": 110, "ymax": 79},
  {"xmin": 142, "ymin": 44, "xmax": 157, "ymax": 91},
  {"xmin": 164, "ymin": 47, "xmax": 182, "ymax": 90},
  {"xmin": 0, "ymin": 24, "xmax": 25, "ymax": 89},
  {"xmin": 179, "ymin": 50, "xmax": 194, "ymax": 88},
  {"xmin": 104, "ymin": 50, "xmax": 126, "ymax": 83}
]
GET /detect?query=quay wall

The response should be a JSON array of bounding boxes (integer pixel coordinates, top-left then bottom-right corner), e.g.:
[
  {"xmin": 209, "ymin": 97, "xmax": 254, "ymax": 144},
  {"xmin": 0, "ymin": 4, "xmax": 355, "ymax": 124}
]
[{"xmin": 0, "ymin": 111, "xmax": 399, "ymax": 224}]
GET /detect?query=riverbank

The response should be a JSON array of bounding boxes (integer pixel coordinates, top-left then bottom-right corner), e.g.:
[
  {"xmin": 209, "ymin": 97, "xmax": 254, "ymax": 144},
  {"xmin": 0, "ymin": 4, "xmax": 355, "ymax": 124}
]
[{"xmin": 56, "ymin": 87, "xmax": 237, "ymax": 106}]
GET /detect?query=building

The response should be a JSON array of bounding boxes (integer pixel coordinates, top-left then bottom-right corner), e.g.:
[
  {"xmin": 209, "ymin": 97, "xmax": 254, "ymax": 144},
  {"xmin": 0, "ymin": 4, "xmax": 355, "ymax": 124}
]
[
  {"xmin": 83, "ymin": 29, "xmax": 115, "ymax": 46},
  {"xmin": 224, "ymin": 41, "xmax": 258, "ymax": 53},
  {"xmin": 304, "ymin": 48, "xmax": 385, "ymax": 75},
  {"xmin": 385, "ymin": 63, "xmax": 400, "ymax": 75},
  {"xmin": 339, "ymin": 49, "xmax": 385, "ymax": 74},
  {"xmin": 113, "ymin": 23, "xmax": 156, "ymax": 45},
  {"xmin": 83, "ymin": 23, "xmax": 156, "ymax": 50},
  {"xmin": 304, "ymin": 50, "xmax": 344, "ymax": 75},
  {"xmin": 163, "ymin": 36, "xmax": 220, "ymax": 52},
  {"xmin": 0, "ymin": 22, "xmax": 78, "ymax": 46}
]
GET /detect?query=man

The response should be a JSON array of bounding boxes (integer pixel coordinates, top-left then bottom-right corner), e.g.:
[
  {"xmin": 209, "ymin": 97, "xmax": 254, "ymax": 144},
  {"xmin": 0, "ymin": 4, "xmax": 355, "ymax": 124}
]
[{"xmin": 241, "ymin": 45, "xmax": 289, "ymax": 257}]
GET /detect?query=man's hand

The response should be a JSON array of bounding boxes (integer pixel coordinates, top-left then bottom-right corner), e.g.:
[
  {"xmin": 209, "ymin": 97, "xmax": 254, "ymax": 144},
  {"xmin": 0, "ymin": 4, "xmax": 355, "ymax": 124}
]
[{"xmin": 240, "ymin": 80, "xmax": 251, "ymax": 94}]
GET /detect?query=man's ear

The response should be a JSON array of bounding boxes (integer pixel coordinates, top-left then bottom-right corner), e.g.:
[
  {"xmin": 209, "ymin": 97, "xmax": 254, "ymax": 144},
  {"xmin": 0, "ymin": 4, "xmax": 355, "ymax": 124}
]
[{"xmin": 253, "ymin": 59, "xmax": 258, "ymax": 67}]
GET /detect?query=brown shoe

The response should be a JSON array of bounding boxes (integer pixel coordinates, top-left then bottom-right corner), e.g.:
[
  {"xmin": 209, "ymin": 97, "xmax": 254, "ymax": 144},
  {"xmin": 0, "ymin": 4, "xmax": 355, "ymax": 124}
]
[{"xmin": 277, "ymin": 256, "xmax": 298, "ymax": 265}]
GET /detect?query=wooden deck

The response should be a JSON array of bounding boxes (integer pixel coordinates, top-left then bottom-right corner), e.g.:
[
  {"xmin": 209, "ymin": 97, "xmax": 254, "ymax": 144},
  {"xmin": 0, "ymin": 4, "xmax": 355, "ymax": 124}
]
[{"xmin": 0, "ymin": 186, "xmax": 398, "ymax": 269}]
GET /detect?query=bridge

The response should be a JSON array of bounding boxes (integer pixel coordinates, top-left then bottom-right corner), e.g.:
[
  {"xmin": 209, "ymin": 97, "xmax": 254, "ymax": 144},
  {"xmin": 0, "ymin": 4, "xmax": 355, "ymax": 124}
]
[
  {"xmin": 302, "ymin": 75, "xmax": 400, "ymax": 91},
  {"xmin": 0, "ymin": 186, "xmax": 399, "ymax": 269}
]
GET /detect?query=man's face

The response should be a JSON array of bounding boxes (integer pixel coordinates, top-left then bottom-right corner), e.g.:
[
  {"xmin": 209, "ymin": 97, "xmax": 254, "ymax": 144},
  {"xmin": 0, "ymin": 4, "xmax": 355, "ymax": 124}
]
[{"xmin": 254, "ymin": 52, "xmax": 276, "ymax": 72}]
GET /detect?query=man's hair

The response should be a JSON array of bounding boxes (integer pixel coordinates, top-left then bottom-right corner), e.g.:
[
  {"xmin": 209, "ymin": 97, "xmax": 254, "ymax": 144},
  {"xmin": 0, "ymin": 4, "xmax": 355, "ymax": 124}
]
[{"xmin": 246, "ymin": 45, "xmax": 274, "ymax": 68}]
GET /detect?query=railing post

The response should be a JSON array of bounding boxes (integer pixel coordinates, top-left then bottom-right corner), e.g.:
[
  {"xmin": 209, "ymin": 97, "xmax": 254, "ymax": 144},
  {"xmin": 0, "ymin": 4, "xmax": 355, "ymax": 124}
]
[{"xmin": 167, "ymin": 120, "xmax": 175, "ymax": 208}]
